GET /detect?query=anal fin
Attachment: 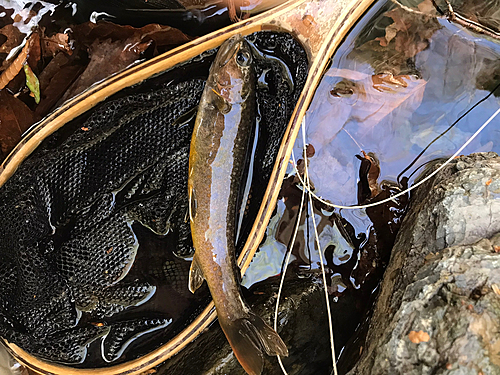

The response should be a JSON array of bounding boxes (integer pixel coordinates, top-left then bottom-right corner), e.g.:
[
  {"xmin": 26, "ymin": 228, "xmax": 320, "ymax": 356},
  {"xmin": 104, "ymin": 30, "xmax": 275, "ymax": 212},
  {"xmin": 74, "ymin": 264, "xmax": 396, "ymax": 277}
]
[{"xmin": 188, "ymin": 255, "xmax": 205, "ymax": 293}]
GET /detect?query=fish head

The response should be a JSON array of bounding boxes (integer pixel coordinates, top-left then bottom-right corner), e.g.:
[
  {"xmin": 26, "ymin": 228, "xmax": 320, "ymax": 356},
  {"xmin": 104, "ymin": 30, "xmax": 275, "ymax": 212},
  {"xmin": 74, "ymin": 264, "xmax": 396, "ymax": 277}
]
[{"xmin": 210, "ymin": 34, "xmax": 254, "ymax": 106}]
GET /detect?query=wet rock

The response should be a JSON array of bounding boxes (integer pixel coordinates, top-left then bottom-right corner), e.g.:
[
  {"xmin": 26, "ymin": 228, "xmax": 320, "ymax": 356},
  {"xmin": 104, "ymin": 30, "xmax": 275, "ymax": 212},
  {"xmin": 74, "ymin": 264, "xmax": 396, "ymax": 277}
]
[
  {"xmin": 156, "ymin": 276, "xmax": 332, "ymax": 375},
  {"xmin": 349, "ymin": 152, "xmax": 500, "ymax": 375}
]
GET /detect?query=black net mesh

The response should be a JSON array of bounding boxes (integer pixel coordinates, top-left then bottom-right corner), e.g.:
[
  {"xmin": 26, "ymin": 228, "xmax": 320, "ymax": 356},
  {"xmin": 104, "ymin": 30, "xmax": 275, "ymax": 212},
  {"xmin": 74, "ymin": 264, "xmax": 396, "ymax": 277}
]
[{"xmin": 0, "ymin": 31, "xmax": 307, "ymax": 366}]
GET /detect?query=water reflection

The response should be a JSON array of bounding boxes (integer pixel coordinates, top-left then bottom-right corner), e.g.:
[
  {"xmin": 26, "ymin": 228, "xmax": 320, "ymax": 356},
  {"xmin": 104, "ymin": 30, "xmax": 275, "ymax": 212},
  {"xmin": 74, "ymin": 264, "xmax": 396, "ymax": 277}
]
[{"xmin": 243, "ymin": 0, "xmax": 500, "ymax": 371}]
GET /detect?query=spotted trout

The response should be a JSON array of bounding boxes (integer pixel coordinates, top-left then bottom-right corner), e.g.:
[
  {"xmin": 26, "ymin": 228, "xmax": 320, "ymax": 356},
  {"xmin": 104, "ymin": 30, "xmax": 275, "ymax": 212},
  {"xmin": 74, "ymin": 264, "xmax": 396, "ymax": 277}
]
[{"xmin": 187, "ymin": 35, "xmax": 288, "ymax": 374}]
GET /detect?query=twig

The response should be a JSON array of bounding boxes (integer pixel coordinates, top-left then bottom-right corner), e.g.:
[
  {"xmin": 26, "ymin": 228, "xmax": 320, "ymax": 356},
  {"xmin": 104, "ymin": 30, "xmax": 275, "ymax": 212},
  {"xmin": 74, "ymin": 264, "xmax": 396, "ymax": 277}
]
[
  {"xmin": 442, "ymin": 0, "xmax": 500, "ymax": 41},
  {"xmin": 390, "ymin": 0, "xmax": 500, "ymax": 41}
]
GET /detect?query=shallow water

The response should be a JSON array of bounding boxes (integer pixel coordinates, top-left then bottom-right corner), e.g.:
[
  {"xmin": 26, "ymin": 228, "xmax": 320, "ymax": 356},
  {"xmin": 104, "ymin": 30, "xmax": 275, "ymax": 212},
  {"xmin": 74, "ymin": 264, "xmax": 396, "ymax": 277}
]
[
  {"xmin": 242, "ymin": 0, "xmax": 500, "ymax": 372},
  {"xmin": 1, "ymin": 0, "xmax": 500, "ymax": 373}
]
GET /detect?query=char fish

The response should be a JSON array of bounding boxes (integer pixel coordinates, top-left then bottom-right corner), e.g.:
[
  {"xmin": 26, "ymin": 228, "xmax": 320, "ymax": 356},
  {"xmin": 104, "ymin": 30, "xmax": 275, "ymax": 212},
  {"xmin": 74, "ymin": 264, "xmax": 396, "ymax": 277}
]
[{"xmin": 187, "ymin": 35, "xmax": 288, "ymax": 375}]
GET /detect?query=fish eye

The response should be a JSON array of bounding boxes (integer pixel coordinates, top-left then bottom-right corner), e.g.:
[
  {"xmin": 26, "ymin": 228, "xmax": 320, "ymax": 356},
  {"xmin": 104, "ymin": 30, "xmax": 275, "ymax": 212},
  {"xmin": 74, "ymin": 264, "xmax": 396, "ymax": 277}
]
[{"xmin": 236, "ymin": 50, "xmax": 252, "ymax": 67}]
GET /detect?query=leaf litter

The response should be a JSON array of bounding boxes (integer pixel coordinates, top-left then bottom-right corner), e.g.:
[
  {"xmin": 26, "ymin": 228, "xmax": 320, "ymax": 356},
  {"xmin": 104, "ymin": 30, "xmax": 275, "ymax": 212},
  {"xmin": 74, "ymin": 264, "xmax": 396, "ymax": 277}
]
[{"xmin": 0, "ymin": 5, "xmax": 191, "ymax": 163}]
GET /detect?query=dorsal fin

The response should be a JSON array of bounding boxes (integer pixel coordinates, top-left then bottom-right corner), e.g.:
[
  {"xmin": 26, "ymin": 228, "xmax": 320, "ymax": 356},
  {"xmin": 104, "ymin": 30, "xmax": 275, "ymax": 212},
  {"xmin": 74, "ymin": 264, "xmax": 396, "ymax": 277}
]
[{"xmin": 188, "ymin": 255, "xmax": 205, "ymax": 293}]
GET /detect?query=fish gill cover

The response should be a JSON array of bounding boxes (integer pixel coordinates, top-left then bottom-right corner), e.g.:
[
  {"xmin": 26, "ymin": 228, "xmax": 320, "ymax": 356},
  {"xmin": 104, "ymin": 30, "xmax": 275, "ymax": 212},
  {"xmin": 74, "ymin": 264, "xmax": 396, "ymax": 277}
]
[{"xmin": 0, "ymin": 31, "xmax": 308, "ymax": 366}]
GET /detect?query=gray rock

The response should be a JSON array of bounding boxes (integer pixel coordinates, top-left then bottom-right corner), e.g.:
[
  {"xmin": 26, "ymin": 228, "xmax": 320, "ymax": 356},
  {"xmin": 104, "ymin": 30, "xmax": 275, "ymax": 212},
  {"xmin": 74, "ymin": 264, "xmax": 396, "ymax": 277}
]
[{"xmin": 350, "ymin": 152, "xmax": 500, "ymax": 375}]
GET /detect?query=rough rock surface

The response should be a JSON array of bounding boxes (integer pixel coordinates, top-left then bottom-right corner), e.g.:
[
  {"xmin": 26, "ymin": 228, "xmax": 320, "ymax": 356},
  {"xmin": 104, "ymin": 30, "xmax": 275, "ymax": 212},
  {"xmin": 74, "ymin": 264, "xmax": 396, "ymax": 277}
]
[{"xmin": 349, "ymin": 152, "xmax": 500, "ymax": 375}]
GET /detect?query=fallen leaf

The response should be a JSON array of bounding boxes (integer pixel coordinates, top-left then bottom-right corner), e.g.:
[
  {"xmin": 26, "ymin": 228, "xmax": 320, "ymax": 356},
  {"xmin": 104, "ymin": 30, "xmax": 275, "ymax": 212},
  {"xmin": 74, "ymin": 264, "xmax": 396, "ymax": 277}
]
[
  {"xmin": 58, "ymin": 37, "xmax": 151, "ymax": 103},
  {"xmin": 35, "ymin": 52, "xmax": 85, "ymax": 117},
  {"xmin": 0, "ymin": 90, "xmax": 35, "ymax": 161},
  {"xmin": 0, "ymin": 33, "xmax": 37, "ymax": 90},
  {"xmin": 58, "ymin": 21, "xmax": 192, "ymax": 103},
  {"xmin": 351, "ymin": 0, "xmax": 442, "ymax": 75},
  {"xmin": 417, "ymin": 0, "xmax": 438, "ymax": 14},
  {"xmin": 42, "ymin": 31, "xmax": 72, "ymax": 57},
  {"xmin": 23, "ymin": 63, "xmax": 40, "ymax": 104},
  {"xmin": 408, "ymin": 330, "xmax": 430, "ymax": 343},
  {"xmin": 73, "ymin": 21, "xmax": 191, "ymax": 50},
  {"xmin": 26, "ymin": 31, "xmax": 41, "ymax": 69},
  {"xmin": 0, "ymin": 24, "xmax": 25, "ymax": 61}
]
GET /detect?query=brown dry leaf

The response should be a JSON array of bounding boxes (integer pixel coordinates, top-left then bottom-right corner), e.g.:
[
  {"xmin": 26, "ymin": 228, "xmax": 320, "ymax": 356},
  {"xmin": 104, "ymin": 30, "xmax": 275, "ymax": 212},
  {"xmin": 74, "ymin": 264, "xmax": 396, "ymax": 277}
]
[
  {"xmin": 417, "ymin": 0, "xmax": 438, "ymax": 14},
  {"xmin": 0, "ymin": 91, "xmax": 35, "ymax": 160},
  {"xmin": 58, "ymin": 37, "xmax": 151, "ymax": 104},
  {"xmin": 0, "ymin": 32, "xmax": 41, "ymax": 91},
  {"xmin": 377, "ymin": 7, "xmax": 440, "ymax": 59},
  {"xmin": 42, "ymin": 32, "xmax": 72, "ymax": 57},
  {"xmin": 0, "ymin": 24, "xmax": 25, "ymax": 60},
  {"xmin": 352, "ymin": 1, "xmax": 442, "ymax": 75},
  {"xmin": 73, "ymin": 21, "xmax": 191, "ymax": 49},
  {"xmin": 35, "ymin": 52, "xmax": 85, "ymax": 117},
  {"xmin": 26, "ymin": 32, "xmax": 41, "ymax": 70},
  {"xmin": 326, "ymin": 69, "xmax": 427, "ymax": 133},
  {"xmin": 58, "ymin": 21, "xmax": 192, "ymax": 103},
  {"xmin": 408, "ymin": 330, "xmax": 430, "ymax": 343}
]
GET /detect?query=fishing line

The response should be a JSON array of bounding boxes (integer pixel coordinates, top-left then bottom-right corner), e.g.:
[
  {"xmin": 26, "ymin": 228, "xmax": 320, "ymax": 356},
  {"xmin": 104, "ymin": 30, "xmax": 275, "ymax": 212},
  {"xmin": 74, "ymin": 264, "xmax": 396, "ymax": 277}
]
[
  {"xmin": 397, "ymin": 81, "xmax": 500, "ymax": 184},
  {"xmin": 274, "ymin": 158, "xmax": 307, "ymax": 375},
  {"xmin": 301, "ymin": 118, "xmax": 338, "ymax": 375},
  {"xmin": 274, "ymin": 97, "xmax": 500, "ymax": 375},
  {"xmin": 290, "ymin": 106, "xmax": 500, "ymax": 210}
]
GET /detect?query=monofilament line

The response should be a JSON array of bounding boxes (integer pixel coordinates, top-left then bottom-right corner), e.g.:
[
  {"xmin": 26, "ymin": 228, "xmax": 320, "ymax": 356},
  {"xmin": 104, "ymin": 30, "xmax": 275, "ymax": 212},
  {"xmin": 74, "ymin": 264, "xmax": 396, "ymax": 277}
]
[
  {"xmin": 301, "ymin": 118, "xmax": 338, "ymax": 375},
  {"xmin": 274, "ymin": 157, "xmax": 307, "ymax": 375},
  {"xmin": 291, "ymin": 107, "xmax": 500, "ymax": 210}
]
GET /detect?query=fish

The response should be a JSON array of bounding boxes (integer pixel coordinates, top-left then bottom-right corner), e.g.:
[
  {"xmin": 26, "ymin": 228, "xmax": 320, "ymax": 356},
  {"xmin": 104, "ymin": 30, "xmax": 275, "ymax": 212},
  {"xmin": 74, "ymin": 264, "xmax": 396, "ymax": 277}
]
[{"xmin": 187, "ymin": 34, "xmax": 288, "ymax": 375}]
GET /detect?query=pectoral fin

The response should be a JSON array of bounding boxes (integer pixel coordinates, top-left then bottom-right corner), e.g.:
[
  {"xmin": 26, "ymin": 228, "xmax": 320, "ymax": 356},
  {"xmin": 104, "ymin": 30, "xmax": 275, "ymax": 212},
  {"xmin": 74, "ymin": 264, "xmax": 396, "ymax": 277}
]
[
  {"xmin": 211, "ymin": 88, "xmax": 232, "ymax": 114},
  {"xmin": 188, "ymin": 255, "xmax": 205, "ymax": 293}
]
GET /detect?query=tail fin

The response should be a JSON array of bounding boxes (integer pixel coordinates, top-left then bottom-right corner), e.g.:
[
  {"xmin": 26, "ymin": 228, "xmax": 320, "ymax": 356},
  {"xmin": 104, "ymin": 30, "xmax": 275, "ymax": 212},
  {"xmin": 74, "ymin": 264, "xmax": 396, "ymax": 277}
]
[{"xmin": 220, "ymin": 311, "xmax": 288, "ymax": 375}]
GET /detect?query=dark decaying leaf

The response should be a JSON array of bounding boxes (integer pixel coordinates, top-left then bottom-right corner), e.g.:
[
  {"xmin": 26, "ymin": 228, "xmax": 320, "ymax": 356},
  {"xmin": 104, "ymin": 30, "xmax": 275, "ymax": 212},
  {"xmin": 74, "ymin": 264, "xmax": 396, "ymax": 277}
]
[
  {"xmin": 0, "ymin": 17, "xmax": 192, "ymax": 161},
  {"xmin": 35, "ymin": 52, "xmax": 86, "ymax": 117},
  {"xmin": 0, "ymin": 24, "xmax": 25, "ymax": 68},
  {"xmin": 0, "ymin": 91, "xmax": 35, "ymax": 160},
  {"xmin": 26, "ymin": 31, "xmax": 41, "ymax": 70},
  {"xmin": 58, "ymin": 21, "xmax": 192, "ymax": 105},
  {"xmin": 57, "ymin": 37, "xmax": 151, "ymax": 104},
  {"xmin": 42, "ymin": 32, "xmax": 72, "ymax": 57},
  {"xmin": 351, "ymin": 0, "xmax": 442, "ymax": 75},
  {"xmin": 73, "ymin": 21, "xmax": 192, "ymax": 49}
]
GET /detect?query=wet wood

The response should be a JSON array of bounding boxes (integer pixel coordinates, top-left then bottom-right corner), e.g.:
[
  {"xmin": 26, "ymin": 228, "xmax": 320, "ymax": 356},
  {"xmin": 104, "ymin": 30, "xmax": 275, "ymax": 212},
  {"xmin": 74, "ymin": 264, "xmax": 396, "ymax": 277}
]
[{"xmin": 1, "ymin": 0, "xmax": 377, "ymax": 373}]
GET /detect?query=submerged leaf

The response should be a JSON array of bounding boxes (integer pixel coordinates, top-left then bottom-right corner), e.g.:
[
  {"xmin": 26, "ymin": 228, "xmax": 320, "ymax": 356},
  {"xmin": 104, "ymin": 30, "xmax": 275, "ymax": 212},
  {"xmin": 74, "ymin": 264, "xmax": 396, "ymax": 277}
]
[
  {"xmin": 0, "ymin": 24, "xmax": 25, "ymax": 63},
  {"xmin": 42, "ymin": 32, "xmax": 72, "ymax": 57},
  {"xmin": 0, "ymin": 33, "xmax": 37, "ymax": 91},
  {"xmin": 0, "ymin": 91, "xmax": 35, "ymax": 160},
  {"xmin": 35, "ymin": 52, "xmax": 85, "ymax": 117},
  {"xmin": 58, "ymin": 37, "xmax": 151, "ymax": 103},
  {"xmin": 23, "ymin": 63, "xmax": 40, "ymax": 104},
  {"xmin": 351, "ymin": 0, "xmax": 442, "ymax": 75},
  {"xmin": 58, "ymin": 21, "xmax": 192, "ymax": 103}
]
